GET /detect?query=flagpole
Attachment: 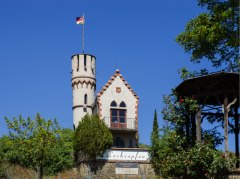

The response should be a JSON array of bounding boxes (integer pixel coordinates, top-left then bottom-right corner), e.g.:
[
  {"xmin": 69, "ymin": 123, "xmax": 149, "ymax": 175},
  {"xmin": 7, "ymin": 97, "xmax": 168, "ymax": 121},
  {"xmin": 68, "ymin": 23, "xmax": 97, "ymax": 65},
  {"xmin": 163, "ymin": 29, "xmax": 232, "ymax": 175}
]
[{"xmin": 82, "ymin": 14, "xmax": 85, "ymax": 54}]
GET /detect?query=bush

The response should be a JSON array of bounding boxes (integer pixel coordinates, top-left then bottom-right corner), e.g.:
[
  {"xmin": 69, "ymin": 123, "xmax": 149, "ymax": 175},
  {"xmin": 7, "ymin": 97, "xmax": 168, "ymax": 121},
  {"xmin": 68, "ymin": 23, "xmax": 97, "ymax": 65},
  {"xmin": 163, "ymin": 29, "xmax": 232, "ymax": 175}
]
[{"xmin": 74, "ymin": 115, "xmax": 112, "ymax": 162}]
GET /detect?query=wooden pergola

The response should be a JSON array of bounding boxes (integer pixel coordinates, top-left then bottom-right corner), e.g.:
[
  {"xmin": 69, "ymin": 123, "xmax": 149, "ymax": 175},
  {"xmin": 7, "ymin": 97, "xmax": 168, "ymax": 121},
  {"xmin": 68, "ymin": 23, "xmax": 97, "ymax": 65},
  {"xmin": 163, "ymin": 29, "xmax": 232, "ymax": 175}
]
[{"xmin": 175, "ymin": 71, "xmax": 239, "ymax": 168}]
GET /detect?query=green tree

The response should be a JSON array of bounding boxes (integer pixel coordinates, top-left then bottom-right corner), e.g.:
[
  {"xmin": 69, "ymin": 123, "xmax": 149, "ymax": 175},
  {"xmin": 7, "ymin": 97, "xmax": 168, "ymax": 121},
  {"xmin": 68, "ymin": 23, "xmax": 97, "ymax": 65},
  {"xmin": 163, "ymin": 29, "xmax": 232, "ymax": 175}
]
[
  {"xmin": 138, "ymin": 143, "xmax": 150, "ymax": 149},
  {"xmin": 73, "ymin": 115, "xmax": 112, "ymax": 162},
  {"xmin": 4, "ymin": 113, "xmax": 73, "ymax": 179},
  {"xmin": 150, "ymin": 128, "xmax": 187, "ymax": 178},
  {"xmin": 150, "ymin": 127, "xmax": 234, "ymax": 178},
  {"xmin": 45, "ymin": 128, "xmax": 74, "ymax": 175},
  {"xmin": 162, "ymin": 92, "xmax": 223, "ymax": 148},
  {"xmin": 152, "ymin": 110, "xmax": 159, "ymax": 139},
  {"xmin": 150, "ymin": 110, "xmax": 160, "ymax": 175},
  {"xmin": 0, "ymin": 136, "xmax": 11, "ymax": 179},
  {"xmin": 176, "ymin": 0, "xmax": 239, "ymax": 69},
  {"xmin": 186, "ymin": 143, "xmax": 234, "ymax": 178}
]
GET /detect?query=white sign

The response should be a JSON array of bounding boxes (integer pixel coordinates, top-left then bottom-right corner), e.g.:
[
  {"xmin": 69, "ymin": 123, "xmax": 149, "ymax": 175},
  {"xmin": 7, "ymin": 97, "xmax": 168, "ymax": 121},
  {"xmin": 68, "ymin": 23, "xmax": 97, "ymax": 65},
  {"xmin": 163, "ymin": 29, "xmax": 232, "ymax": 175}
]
[
  {"xmin": 115, "ymin": 163, "xmax": 139, "ymax": 175},
  {"xmin": 116, "ymin": 168, "xmax": 139, "ymax": 175},
  {"xmin": 98, "ymin": 149, "xmax": 150, "ymax": 162}
]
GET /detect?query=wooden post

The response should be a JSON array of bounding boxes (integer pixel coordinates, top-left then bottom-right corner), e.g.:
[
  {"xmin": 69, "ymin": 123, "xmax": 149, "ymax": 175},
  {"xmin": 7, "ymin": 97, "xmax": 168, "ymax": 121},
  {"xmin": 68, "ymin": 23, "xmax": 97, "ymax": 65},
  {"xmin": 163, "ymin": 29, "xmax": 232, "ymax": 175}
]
[
  {"xmin": 191, "ymin": 113, "xmax": 196, "ymax": 146},
  {"xmin": 196, "ymin": 108, "xmax": 201, "ymax": 143},
  {"xmin": 223, "ymin": 97, "xmax": 229, "ymax": 158},
  {"xmin": 234, "ymin": 104, "xmax": 239, "ymax": 168}
]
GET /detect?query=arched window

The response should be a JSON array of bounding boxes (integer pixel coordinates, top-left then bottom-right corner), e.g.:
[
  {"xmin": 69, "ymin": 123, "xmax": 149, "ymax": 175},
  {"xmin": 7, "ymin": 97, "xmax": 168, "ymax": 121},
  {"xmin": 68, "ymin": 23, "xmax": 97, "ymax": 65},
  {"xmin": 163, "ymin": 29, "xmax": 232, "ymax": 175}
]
[
  {"xmin": 110, "ymin": 101, "xmax": 117, "ymax": 107},
  {"xmin": 84, "ymin": 94, "xmax": 87, "ymax": 104},
  {"xmin": 113, "ymin": 137, "xmax": 125, "ymax": 148},
  {"xmin": 119, "ymin": 101, "xmax": 126, "ymax": 107},
  {"xmin": 110, "ymin": 101, "xmax": 127, "ymax": 127}
]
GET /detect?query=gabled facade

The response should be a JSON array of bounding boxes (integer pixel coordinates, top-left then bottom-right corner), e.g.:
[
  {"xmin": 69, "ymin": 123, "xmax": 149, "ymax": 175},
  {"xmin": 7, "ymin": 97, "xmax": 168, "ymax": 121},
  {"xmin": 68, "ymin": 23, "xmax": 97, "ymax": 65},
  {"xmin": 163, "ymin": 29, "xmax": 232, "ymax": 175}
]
[
  {"xmin": 97, "ymin": 69, "xmax": 139, "ymax": 148},
  {"xmin": 71, "ymin": 54, "xmax": 139, "ymax": 148}
]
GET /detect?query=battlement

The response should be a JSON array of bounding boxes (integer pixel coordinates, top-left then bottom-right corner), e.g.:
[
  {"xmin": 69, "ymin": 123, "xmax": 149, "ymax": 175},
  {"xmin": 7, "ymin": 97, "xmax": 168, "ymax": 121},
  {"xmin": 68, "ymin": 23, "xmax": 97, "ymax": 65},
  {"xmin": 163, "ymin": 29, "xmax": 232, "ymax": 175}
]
[{"xmin": 71, "ymin": 54, "xmax": 96, "ymax": 79}]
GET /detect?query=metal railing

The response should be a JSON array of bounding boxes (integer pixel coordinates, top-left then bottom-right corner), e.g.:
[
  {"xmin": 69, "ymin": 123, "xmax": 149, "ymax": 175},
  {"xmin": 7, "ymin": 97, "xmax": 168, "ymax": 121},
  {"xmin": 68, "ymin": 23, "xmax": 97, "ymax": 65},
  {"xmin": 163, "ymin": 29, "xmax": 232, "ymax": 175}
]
[{"xmin": 102, "ymin": 117, "xmax": 137, "ymax": 130}]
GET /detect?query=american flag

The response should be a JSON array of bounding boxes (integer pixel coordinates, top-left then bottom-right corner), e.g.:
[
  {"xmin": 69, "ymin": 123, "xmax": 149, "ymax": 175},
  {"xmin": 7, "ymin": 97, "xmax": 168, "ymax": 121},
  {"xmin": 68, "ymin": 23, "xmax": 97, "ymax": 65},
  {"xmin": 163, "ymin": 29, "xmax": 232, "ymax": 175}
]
[{"xmin": 76, "ymin": 16, "xmax": 85, "ymax": 24}]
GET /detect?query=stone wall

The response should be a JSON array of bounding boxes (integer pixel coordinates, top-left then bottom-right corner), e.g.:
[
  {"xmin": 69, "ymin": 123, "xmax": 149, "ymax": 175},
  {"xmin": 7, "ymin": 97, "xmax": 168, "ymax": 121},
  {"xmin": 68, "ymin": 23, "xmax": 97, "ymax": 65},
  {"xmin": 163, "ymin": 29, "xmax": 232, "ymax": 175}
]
[{"xmin": 74, "ymin": 161, "xmax": 156, "ymax": 179}]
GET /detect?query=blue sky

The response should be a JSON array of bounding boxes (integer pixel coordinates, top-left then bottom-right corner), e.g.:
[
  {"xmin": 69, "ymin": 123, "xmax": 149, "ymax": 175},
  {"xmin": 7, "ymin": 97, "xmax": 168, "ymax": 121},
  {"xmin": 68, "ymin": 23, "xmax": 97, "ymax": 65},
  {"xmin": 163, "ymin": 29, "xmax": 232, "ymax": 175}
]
[{"xmin": 0, "ymin": 0, "xmax": 235, "ymax": 151}]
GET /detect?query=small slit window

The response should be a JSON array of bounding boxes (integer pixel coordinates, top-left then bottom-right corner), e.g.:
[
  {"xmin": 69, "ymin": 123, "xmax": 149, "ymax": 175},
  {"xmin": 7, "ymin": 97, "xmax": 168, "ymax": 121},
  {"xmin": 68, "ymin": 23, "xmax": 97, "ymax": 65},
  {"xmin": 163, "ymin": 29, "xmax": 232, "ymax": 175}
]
[
  {"xmin": 84, "ymin": 94, "xmax": 87, "ymax": 104},
  {"xmin": 84, "ymin": 55, "xmax": 87, "ymax": 71},
  {"xmin": 77, "ymin": 58, "xmax": 79, "ymax": 71},
  {"xmin": 84, "ymin": 55, "xmax": 87, "ymax": 66}
]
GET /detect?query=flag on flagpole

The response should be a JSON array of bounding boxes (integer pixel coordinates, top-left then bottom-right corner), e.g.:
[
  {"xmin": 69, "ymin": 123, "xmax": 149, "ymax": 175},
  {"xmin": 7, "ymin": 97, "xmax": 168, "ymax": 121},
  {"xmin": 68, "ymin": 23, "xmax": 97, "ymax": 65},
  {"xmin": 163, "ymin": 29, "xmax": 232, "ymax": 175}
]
[{"xmin": 76, "ymin": 16, "xmax": 85, "ymax": 24}]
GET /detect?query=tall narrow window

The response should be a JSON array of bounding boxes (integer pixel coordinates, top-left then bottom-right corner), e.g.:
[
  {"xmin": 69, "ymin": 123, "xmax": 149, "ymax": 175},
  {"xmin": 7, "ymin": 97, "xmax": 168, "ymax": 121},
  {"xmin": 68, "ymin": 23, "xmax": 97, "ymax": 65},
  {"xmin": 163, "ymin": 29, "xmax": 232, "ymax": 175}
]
[
  {"xmin": 119, "ymin": 110, "xmax": 126, "ymax": 123},
  {"xmin": 84, "ymin": 55, "xmax": 87, "ymax": 71},
  {"xmin": 91, "ymin": 57, "xmax": 94, "ymax": 74},
  {"xmin": 77, "ymin": 58, "xmax": 79, "ymax": 71},
  {"xmin": 84, "ymin": 94, "xmax": 87, "ymax": 104}
]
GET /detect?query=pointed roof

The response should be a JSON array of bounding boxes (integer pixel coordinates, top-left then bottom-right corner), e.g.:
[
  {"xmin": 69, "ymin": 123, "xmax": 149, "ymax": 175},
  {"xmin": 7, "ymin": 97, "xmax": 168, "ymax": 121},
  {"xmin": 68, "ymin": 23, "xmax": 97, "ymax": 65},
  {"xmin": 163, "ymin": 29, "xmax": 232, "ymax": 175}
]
[{"xmin": 97, "ymin": 69, "xmax": 139, "ymax": 100}]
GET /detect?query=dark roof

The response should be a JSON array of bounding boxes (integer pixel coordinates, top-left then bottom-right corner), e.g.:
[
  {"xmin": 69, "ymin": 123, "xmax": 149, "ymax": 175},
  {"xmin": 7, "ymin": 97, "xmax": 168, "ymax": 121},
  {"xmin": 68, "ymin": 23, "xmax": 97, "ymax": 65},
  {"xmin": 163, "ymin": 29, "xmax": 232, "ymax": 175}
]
[{"xmin": 175, "ymin": 72, "xmax": 239, "ymax": 105}]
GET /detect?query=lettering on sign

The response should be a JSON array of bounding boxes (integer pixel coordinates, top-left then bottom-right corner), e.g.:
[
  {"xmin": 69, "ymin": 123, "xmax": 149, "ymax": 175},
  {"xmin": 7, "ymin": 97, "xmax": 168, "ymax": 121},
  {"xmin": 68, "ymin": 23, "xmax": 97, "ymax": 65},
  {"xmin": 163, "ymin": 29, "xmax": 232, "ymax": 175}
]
[{"xmin": 98, "ymin": 149, "xmax": 150, "ymax": 162}]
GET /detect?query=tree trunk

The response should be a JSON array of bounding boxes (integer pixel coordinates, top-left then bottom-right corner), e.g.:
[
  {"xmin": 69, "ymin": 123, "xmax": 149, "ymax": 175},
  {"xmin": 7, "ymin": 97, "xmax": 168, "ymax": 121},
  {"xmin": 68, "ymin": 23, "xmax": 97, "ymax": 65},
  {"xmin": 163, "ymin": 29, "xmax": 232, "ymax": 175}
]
[
  {"xmin": 234, "ymin": 104, "xmax": 239, "ymax": 168},
  {"xmin": 196, "ymin": 108, "xmax": 201, "ymax": 143},
  {"xmin": 223, "ymin": 97, "xmax": 229, "ymax": 158},
  {"xmin": 37, "ymin": 164, "xmax": 43, "ymax": 179}
]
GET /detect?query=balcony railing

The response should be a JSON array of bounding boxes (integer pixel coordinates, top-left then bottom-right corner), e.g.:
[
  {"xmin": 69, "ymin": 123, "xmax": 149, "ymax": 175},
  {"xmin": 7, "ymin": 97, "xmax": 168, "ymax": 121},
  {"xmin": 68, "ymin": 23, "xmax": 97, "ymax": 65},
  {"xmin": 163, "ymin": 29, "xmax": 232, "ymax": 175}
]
[{"xmin": 102, "ymin": 117, "xmax": 137, "ymax": 130}]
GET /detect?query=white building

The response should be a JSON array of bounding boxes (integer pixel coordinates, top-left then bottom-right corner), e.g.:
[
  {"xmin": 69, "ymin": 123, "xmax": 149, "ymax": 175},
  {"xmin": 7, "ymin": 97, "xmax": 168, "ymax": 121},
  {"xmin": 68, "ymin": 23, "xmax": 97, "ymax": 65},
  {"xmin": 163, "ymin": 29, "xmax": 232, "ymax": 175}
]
[{"xmin": 71, "ymin": 53, "xmax": 139, "ymax": 148}]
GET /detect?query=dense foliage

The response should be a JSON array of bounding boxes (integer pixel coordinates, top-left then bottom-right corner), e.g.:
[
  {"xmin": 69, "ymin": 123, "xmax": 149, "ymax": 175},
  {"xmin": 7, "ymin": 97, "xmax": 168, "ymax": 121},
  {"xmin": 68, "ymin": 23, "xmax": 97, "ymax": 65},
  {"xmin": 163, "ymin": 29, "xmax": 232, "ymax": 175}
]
[
  {"xmin": 1, "ymin": 114, "xmax": 74, "ymax": 179},
  {"xmin": 151, "ymin": 128, "xmax": 235, "ymax": 178},
  {"xmin": 73, "ymin": 115, "xmax": 112, "ymax": 162},
  {"xmin": 175, "ymin": 0, "xmax": 239, "ymax": 168},
  {"xmin": 176, "ymin": 0, "xmax": 239, "ymax": 69},
  {"xmin": 150, "ymin": 90, "xmax": 235, "ymax": 177}
]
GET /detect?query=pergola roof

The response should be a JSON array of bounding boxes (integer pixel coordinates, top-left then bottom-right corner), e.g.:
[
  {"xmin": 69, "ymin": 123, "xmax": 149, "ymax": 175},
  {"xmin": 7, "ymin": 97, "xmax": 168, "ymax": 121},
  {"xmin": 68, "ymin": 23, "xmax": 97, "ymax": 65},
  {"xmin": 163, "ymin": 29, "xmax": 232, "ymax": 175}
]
[{"xmin": 175, "ymin": 72, "xmax": 239, "ymax": 106}]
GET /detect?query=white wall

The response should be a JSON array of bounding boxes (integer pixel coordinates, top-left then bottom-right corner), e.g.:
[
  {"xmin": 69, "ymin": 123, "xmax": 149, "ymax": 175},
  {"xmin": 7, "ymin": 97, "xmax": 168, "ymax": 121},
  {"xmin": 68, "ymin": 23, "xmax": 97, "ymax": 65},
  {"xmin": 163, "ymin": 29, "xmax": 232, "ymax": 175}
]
[{"xmin": 99, "ymin": 76, "xmax": 138, "ymax": 129}]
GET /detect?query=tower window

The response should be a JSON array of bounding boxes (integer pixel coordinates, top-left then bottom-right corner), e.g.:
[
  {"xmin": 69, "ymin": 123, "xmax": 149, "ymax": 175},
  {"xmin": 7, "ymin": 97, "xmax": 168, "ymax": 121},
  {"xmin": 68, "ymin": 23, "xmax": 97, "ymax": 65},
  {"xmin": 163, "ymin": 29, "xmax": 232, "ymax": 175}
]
[
  {"xmin": 77, "ymin": 58, "xmax": 79, "ymax": 71},
  {"xmin": 84, "ymin": 94, "xmax": 87, "ymax": 104},
  {"xmin": 91, "ymin": 57, "xmax": 95, "ymax": 74},
  {"xmin": 84, "ymin": 55, "xmax": 87, "ymax": 71}
]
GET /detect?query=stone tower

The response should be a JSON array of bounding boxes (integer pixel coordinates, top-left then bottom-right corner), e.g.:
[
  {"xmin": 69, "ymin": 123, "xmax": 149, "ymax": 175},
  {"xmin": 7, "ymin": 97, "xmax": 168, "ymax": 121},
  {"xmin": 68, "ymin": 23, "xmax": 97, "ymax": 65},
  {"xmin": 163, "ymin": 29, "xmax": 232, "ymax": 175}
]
[{"xmin": 71, "ymin": 54, "xmax": 96, "ymax": 129}]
